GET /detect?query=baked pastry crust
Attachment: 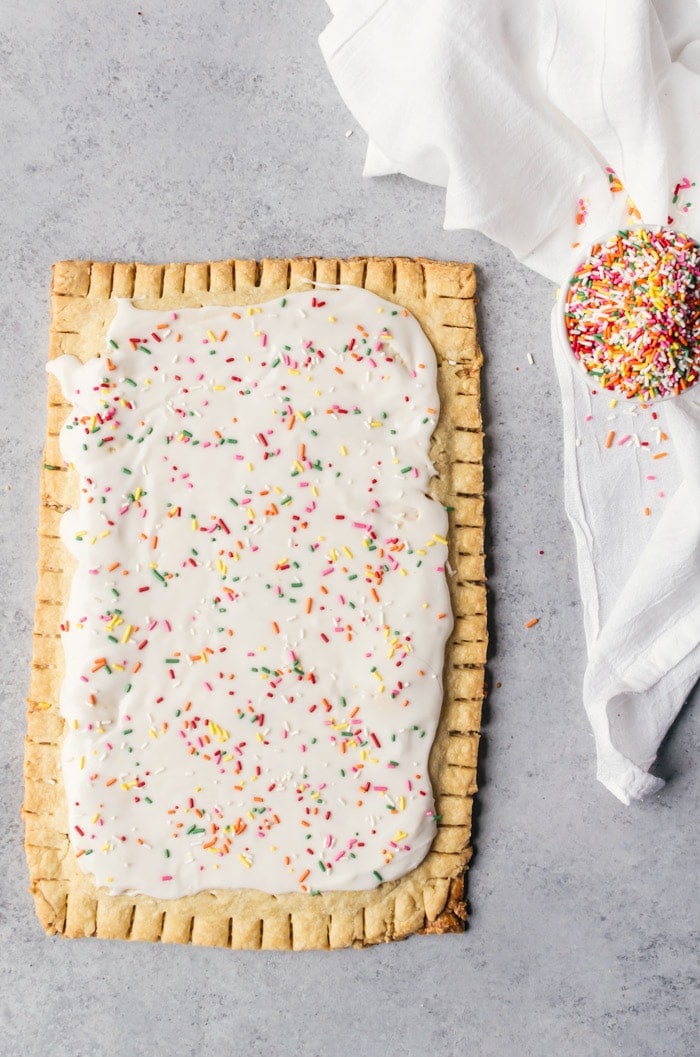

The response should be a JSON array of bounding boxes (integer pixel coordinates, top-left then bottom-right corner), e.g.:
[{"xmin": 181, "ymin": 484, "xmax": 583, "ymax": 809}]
[{"xmin": 24, "ymin": 257, "xmax": 486, "ymax": 948}]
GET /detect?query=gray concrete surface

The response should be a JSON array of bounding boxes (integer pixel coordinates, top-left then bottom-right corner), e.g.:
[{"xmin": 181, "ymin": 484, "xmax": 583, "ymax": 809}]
[{"xmin": 0, "ymin": 3, "xmax": 697, "ymax": 1056}]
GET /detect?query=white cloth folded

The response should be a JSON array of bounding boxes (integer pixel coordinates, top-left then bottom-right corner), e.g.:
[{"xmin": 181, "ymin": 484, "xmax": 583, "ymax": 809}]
[{"xmin": 320, "ymin": 0, "xmax": 700, "ymax": 802}]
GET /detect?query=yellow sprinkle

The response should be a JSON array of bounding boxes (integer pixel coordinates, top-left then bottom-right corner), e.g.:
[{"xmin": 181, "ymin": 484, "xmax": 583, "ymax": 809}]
[
  {"xmin": 328, "ymin": 315, "xmax": 336, "ymax": 323},
  {"xmin": 398, "ymin": 796, "xmax": 406, "ymax": 811},
  {"xmin": 433, "ymin": 534, "xmax": 448, "ymax": 545},
  {"xmin": 394, "ymin": 830, "xmax": 408, "ymax": 842},
  {"xmin": 340, "ymin": 445, "xmax": 348, "ymax": 456},
  {"xmin": 112, "ymin": 663, "xmax": 124, "ymax": 672},
  {"xmin": 288, "ymin": 368, "xmax": 300, "ymax": 375},
  {"xmin": 312, "ymin": 485, "xmax": 319, "ymax": 497},
  {"xmin": 149, "ymin": 728, "xmax": 158, "ymax": 739},
  {"xmin": 36, "ymin": 701, "xmax": 51, "ymax": 711},
  {"xmin": 369, "ymin": 420, "xmax": 383, "ymax": 428},
  {"xmin": 212, "ymin": 384, "xmax": 226, "ymax": 391},
  {"xmin": 79, "ymin": 756, "xmax": 85, "ymax": 770},
  {"xmin": 294, "ymin": 460, "xmax": 304, "ymax": 473},
  {"xmin": 342, "ymin": 546, "xmax": 353, "ymax": 559},
  {"xmin": 207, "ymin": 329, "xmax": 217, "ymax": 341},
  {"xmin": 191, "ymin": 518, "xmax": 198, "ymax": 531},
  {"xmin": 239, "ymin": 854, "xmax": 252, "ymax": 868},
  {"xmin": 200, "ymin": 650, "xmax": 207, "ymax": 663}
]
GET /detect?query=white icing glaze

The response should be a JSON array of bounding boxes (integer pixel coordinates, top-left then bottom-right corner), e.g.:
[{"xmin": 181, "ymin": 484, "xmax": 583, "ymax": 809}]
[{"xmin": 48, "ymin": 286, "xmax": 452, "ymax": 897}]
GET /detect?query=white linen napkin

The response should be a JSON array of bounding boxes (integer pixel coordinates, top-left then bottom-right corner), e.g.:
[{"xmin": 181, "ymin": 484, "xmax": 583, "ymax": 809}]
[{"xmin": 320, "ymin": 0, "xmax": 700, "ymax": 803}]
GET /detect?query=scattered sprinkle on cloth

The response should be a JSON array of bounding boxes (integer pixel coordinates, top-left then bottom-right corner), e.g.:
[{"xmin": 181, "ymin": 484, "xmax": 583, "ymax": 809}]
[{"xmin": 320, "ymin": 0, "xmax": 700, "ymax": 803}]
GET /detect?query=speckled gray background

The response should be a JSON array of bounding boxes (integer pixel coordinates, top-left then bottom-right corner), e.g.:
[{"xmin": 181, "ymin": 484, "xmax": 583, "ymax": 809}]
[{"xmin": 1, "ymin": 3, "xmax": 697, "ymax": 1055}]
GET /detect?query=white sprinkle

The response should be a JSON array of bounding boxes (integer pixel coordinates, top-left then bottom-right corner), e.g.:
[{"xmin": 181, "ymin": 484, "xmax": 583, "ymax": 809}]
[
  {"xmin": 527, "ymin": 353, "xmax": 534, "ymax": 365},
  {"xmin": 345, "ymin": 129, "xmax": 353, "ymax": 138}
]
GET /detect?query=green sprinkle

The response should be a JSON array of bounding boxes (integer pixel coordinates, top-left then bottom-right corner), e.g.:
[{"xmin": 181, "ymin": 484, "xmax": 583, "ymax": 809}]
[
  {"xmin": 109, "ymin": 338, "xmax": 119, "ymax": 348},
  {"xmin": 43, "ymin": 464, "xmax": 61, "ymax": 471},
  {"xmin": 373, "ymin": 871, "xmax": 383, "ymax": 883},
  {"xmin": 138, "ymin": 344, "xmax": 151, "ymax": 354}
]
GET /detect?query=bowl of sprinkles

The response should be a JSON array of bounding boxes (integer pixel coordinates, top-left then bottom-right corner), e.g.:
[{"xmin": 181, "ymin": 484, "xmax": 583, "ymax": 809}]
[{"xmin": 562, "ymin": 227, "xmax": 700, "ymax": 401}]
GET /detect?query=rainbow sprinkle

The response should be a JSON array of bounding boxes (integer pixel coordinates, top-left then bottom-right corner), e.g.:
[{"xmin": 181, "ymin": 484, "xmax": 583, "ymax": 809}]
[{"xmin": 564, "ymin": 228, "xmax": 700, "ymax": 401}]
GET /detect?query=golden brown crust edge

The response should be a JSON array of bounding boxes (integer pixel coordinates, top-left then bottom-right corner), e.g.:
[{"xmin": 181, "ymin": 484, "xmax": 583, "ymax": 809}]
[{"xmin": 24, "ymin": 257, "xmax": 486, "ymax": 949}]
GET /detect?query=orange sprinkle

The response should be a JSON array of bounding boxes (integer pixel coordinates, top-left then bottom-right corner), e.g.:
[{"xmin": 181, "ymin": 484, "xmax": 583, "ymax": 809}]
[
  {"xmin": 151, "ymin": 535, "xmax": 158, "ymax": 550},
  {"xmin": 524, "ymin": 618, "xmax": 539, "ymax": 629},
  {"xmin": 271, "ymin": 621, "xmax": 280, "ymax": 635},
  {"xmin": 299, "ymin": 869, "xmax": 310, "ymax": 884},
  {"xmin": 652, "ymin": 452, "xmax": 668, "ymax": 460},
  {"xmin": 605, "ymin": 430, "xmax": 615, "ymax": 449},
  {"xmin": 370, "ymin": 588, "xmax": 380, "ymax": 603},
  {"xmin": 644, "ymin": 507, "xmax": 651, "ymax": 516},
  {"xmin": 107, "ymin": 561, "xmax": 120, "ymax": 571},
  {"xmin": 105, "ymin": 777, "xmax": 117, "ymax": 787},
  {"xmin": 231, "ymin": 312, "xmax": 241, "ymax": 320}
]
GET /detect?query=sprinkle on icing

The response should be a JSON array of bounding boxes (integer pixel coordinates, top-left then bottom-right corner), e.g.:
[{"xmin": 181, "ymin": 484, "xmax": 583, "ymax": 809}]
[
  {"xmin": 564, "ymin": 228, "xmax": 700, "ymax": 401},
  {"xmin": 48, "ymin": 287, "xmax": 452, "ymax": 898}
]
